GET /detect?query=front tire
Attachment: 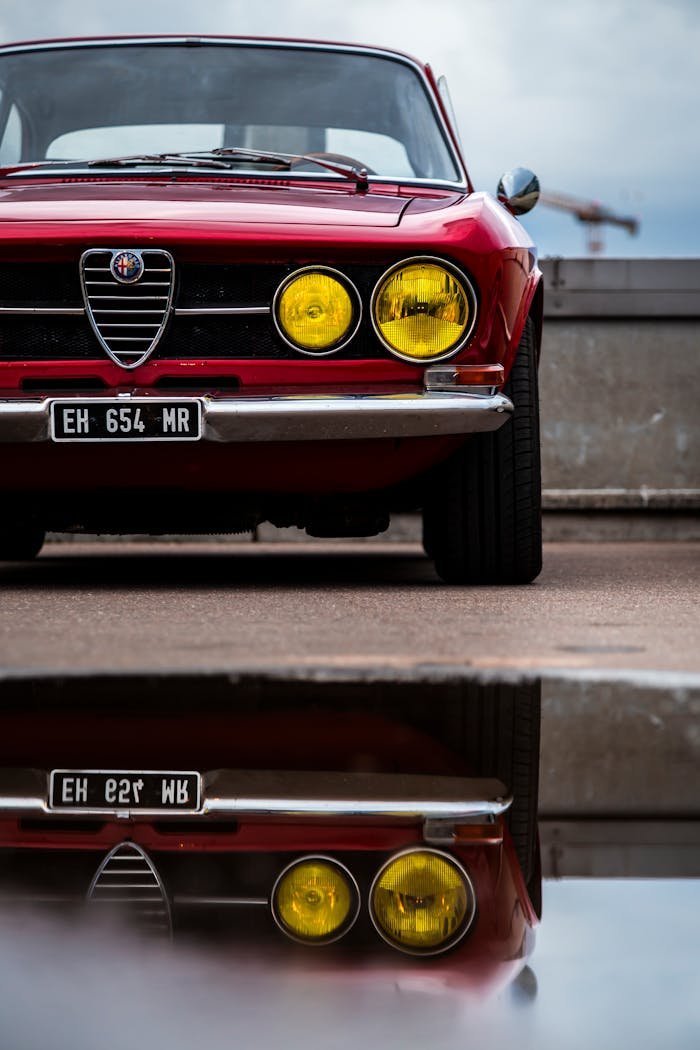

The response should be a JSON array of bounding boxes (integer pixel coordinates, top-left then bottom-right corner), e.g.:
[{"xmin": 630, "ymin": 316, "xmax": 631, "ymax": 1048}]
[
  {"xmin": 461, "ymin": 679, "xmax": 541, "ymax": 912},
  {"xmin": 423, "ymin": 317, "xmax": 542, "ymax": 584}
]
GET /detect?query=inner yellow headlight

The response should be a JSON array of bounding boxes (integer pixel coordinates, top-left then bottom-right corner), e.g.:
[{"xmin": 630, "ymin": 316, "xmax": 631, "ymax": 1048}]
[
  {"xmin": 272, "ymin": 858, "xmax": 357, "ymax": 944},
  {"xmin": 373, "ymin": 261, "xmax": 472, "ymax": 361},
  {"xmin": 276, "ymin": 270, "xmax": 357, "ymax": 352},
  {"xmin": 371, "ymin": 850, "xmax": 473, "ymax": 954}
]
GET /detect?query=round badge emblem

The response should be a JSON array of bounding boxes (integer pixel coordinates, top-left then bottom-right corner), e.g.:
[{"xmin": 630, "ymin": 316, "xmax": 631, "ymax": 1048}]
[{"xmin": 110, "ymin": 250, "xmax": 144, "ymax": 284}]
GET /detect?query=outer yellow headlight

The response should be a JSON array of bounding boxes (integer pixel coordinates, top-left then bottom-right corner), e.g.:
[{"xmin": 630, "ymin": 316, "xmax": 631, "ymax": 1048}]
[
  {"xmin": 274, "ymin": 268, "xmax": 360, "ymax": 353},
  {"xmin": 370, "ymin": 849, "xmax": 475, "ymax": 955},
  {"xmin": 272, "ymin": 857, "xmax": 359, "ymax": 944},
  {"xmin": 372, "ymin": 259, "xmax": 475, "ymax": 362}
]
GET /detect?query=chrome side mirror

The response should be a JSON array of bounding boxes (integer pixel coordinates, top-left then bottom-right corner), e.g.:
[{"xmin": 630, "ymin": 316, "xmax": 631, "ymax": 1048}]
[{"xmin": 497, "ymin": 167, "xmax": 540, "ymax": 215}]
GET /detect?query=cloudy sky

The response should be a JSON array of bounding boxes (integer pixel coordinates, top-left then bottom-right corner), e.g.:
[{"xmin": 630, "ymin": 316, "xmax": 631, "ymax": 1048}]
[{"xmin": 1, "ymin": 0, "xmax": 697, "ymax": 257}]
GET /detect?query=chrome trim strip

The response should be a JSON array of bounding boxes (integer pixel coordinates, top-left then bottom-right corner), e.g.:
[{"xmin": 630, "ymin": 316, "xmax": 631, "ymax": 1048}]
[
  {"xmin": 173, "ymin": 896, "xmax": 269, "ymax": 907},
  {"xmin": 271, "ymin": 265, "xmax": 363, "ymax": 357},
  {"xmin": 0, "ymin": 38, "xmax": 467, "ymax": 189},
  {"xmin": 0, "ymin": 306, "xmax": 85, "ymax": 315},
  {"xmin": 369, "ymin": 847, "xmax": 477, "ymax": 957},
  {"xmin": 202, "ymin": 391, "xmax": 511, "ymax": 443},
  {"xmin": 203, "ymin": 794, "xmax": 511, "ymax": 820},
  {"xmin": 0, "ymin": 390, "xmax": 513, "ymax": 444},
  {"xmin": 0, "ymin": 894, "xmax": 83, "ymax": 904},
  {"xmin": 174, "ymin": 306, "xmax": 270, "ymax": 316},
  {"xmin": 370, "ymin": 255, "xmax": 479, "ymax": 365}
]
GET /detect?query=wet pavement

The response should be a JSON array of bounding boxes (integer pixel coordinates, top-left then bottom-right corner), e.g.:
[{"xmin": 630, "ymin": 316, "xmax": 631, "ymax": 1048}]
[{"xmin": 0, "ymin": 879, "xmax": 698, "ymax": 1049}]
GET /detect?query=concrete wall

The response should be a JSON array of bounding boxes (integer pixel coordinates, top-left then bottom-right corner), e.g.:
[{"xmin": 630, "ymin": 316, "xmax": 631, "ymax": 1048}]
[{"xmin": 539, "ymin": 258, "xmax": 700, "ymax": 504}]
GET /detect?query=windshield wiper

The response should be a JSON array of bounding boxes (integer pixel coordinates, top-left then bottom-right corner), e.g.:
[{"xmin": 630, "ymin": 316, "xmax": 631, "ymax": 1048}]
[
  {"xmin": 87, "ymin": 152, "xmax": 236, "ymax": 170},
  {"xmin": 1, "ymin": 149, "xmax": 370, "ymax": 190},
  {"xmin": 209, "ymin": 147, "xmax": 370, "ymax": 189},
  {"xmin": 88, "ymin": 147, "xmax": 370, "ymax": 189}
]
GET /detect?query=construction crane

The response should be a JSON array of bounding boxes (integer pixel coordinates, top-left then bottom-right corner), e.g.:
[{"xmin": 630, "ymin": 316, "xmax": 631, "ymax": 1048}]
[{"xmin": 539, "ymin": 189, "xmax": 640, "ymax": 253}]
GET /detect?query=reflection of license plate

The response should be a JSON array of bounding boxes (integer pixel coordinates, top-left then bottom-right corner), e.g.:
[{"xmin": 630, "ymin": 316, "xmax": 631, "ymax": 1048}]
[
  {"xmin": 50, "ymin": 399, "xmax": 202, "ymax": 441},
  {"xmin": 49, "ymin": 770, "xmax": 201, "ymax": 811}
]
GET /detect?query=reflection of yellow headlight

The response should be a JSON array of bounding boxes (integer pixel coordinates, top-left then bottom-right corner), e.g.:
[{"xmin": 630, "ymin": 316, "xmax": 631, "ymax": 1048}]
[
  {"xmin": 371, "ymin": 850, "xmax": 474, "ymax": 954},
  {"xmin": 276, "ymin": 270, "xmax": 357, "ymax": 352},
  {"xmin": 373, "ymin": 261, "xmax": 473, "ymax": 361},
  {"xmin": 272, "ymin": 858, "xmax": 358, "ymax": 944}
]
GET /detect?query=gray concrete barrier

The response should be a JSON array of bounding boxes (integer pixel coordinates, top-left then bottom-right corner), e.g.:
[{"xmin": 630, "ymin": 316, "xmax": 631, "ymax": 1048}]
[{"xmin": 539, "ymin": 257, "xmax": 699, "ymax": 538}]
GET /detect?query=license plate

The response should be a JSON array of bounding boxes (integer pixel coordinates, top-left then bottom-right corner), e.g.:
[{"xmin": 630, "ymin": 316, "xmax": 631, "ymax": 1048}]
[
  {"xmin": 50, "ymin": 399, "xmax": 202, "ymax": 441},
  {"xmin": 49, "ymin": 770, "xmax": 201, "ymax": 811}
]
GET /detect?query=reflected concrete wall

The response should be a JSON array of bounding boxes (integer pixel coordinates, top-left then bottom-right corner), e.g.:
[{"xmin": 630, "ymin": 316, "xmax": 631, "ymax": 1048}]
[{"xmin": 539, "ymin": 672, "xmax": 700, "ymax": 876}]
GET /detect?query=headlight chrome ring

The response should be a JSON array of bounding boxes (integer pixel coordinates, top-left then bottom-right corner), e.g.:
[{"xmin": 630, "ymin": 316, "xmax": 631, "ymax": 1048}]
[
  {"xmin": 369, "ymin": 847, "xmax": 476, "ymax": 956},
  {"xmin": 273, "ymin": 265, "xmax": 362, "ymax": 356},
  {"xmin": 271, "ymin": 854, "xmax": 361, "ymax": 946},
  {"xmin": 371, "ymin": 255, "xmax": 478, "ymax": 364}
]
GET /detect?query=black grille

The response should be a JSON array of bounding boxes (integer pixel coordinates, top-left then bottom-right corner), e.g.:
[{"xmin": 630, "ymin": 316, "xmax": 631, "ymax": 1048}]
[
  {"xmin": 178, "ymin": 263, "xmax": 289, "ymax": 307},
  {"xmin": 0, "ymin": 316, "xmax": 99, "ymax": 360},
  {"xmin": 152, "ymin": 314, "xmax": 384, "ymax": 361},
  {"xmin": 0, "ymin": 260, "xmax": 392, "ymax": 362},
  {"xmin": 0, "ymin": 263, "xmax": 81, "ymax": 306}
]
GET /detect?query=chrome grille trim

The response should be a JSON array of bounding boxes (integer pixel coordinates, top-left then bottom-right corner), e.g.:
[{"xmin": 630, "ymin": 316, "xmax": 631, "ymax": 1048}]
[
  {"xmin": 87, "ymin": 842, "xmax": 172, "ymax": 937},
  {"xmin": 174, "ymin": 306, "xmax": 271, "ymax": 316},
  {"xmin": 174, "ymin": 896, "xmax": 269, "ymax": 906},
  {"xmin": 80, "ymin": 248, "xmax": 175, "ymax": 369},
  {"xmin": 0, "ymin": 306, "xmax": 85, "ymax": 315}
]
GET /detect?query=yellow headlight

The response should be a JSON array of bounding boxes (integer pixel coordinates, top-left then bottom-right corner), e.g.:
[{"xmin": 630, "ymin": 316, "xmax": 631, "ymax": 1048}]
[
  {"xmin": 272, "ymin": 857, "xmax": 358, "ymax": 944},
  {"xmin": 275, "ymin": 269, "xmax": 358, "ymax": 352},
  {"xmin": 370, "ymin": 850, "xmax": 474, "ymax": 954},
  {"xmin": 373, "ymin": 260, "xmax": 473, "ymax": 361}
]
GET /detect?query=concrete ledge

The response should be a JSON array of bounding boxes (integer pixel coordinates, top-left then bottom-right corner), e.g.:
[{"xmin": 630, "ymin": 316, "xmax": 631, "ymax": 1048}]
[
  {"xmin": 540, "ymin": 819, "xmax": 700, "ymax": 877},
  {"xmin": 541, "ymin": 257, "xmax": 700, "ymax": 317}
]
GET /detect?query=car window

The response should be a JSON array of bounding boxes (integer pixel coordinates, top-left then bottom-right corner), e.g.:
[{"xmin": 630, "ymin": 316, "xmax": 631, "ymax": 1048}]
[
  {"xmin": 47, "ymin": 124, "xmax": 225, "ymax": 159},
  {"xmin": 0, "ymin": 43, "xmax": 461, "ymax": 183},
  {"xmin": 0, "ymin": 97, "xmax": 22, "ymax": 165}
]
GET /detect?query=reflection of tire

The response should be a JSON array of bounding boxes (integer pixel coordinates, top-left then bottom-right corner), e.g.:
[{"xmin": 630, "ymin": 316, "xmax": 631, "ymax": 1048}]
[
  {"xmin": 0, "ymin": 525, "xmax": 45, "ymax": 561},
  {"xmin": 461, "ymin": 680, "xmax": 541, "ymax": 900},
  {"xmin": 423, "ymin": 317, "xmax": 542, "ymax": 584}
]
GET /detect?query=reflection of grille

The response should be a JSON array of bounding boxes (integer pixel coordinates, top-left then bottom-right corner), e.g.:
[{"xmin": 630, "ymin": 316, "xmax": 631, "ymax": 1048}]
[
  {"xmin": 81, "ymin": 249, "xmax": 174, "ymax": 368},
  {"xmin": 87, "ymin": 842, "xmax": 172, "ymax": 937}
]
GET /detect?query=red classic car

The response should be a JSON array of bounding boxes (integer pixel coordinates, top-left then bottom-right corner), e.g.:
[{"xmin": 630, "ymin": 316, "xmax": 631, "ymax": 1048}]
[
  {"xmin": 0, "ymin": 36, "xmax": 542, "ymax": 584},
  {"xmin": 0, "ymin": 670, "xmax": 541, "ymax": 985}
]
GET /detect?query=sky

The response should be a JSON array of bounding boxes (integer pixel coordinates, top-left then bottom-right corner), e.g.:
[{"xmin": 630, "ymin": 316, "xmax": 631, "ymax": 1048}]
[{"xmin": 0, "ymin": 0, "xmax": 698, "ymax": 258}]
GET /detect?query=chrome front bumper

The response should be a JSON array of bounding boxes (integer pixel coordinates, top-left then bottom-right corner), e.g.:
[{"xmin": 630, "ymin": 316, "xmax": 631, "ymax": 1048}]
[
  {"xmin": 0, "ymin": 769, "xmax": 511, "ymax": 823},
  {"xmin": 0, "ymin": 390, "xmax": 513, "ymax": 444}
]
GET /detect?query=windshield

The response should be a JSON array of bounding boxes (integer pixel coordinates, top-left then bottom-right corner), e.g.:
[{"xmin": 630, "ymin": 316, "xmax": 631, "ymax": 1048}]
[{"xmin": 0, "ymin": 41, "xmax": 462, "ymax": 183}]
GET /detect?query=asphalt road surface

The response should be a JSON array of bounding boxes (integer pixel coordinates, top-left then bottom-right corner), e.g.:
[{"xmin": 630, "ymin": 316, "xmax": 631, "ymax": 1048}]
[{"xmin": 1, "ymin": 540, "xmax": 698, "ymax": 675}]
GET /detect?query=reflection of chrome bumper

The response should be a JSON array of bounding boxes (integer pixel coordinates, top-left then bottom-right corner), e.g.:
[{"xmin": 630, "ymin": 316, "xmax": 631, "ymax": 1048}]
[
  {"xmin": 0, "ymin": 769, "xmax": 511, "ymax": 822},
  {"xmin": 0, "ymin": 391, "xmax": 513, "ymax": 444}
]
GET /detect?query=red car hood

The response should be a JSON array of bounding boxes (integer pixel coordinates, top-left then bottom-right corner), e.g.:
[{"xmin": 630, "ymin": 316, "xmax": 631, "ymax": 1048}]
[{"xmin": 0, "ymin": 178, "xmax": 415, "ymax": 228}]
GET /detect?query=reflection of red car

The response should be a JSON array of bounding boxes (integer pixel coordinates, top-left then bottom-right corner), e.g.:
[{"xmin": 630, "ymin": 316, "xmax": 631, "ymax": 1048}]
[
  {"xmin": 0, "ymin": 36, "xmax": 542, "ymax": 584},
  {"xmin": 0, "ymin": 673, "xmax": 540, "ymax": 983}
]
